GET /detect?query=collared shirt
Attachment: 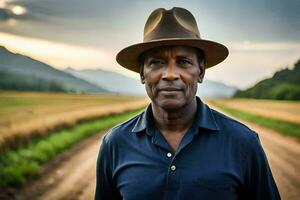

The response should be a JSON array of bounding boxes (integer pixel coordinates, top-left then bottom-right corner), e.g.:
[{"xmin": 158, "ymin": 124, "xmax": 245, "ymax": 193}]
[{"xmin": 95, "ymin": 97, "xmax": 281, "ymax": 200}]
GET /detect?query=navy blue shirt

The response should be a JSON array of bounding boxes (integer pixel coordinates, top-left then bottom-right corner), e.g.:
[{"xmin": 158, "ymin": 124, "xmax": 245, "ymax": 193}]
[{"xmin": 95, "ymin": 97, "xmax": 281, "ymax": 200}]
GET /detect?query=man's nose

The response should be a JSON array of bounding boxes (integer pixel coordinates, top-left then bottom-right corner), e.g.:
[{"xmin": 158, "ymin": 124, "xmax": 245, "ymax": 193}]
[{"xmin": 162, "ymin": 60, "xmax": 180, "ymax": 81}]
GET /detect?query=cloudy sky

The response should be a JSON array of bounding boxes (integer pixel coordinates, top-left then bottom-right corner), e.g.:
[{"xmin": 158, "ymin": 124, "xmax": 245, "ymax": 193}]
[{"xmin": 0, "ymin": 0, "xmax": 299, "ymax": 89}]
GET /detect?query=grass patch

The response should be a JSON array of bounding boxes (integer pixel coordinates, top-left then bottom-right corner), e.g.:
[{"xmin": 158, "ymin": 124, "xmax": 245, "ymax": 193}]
[
  {"xmin": 213, "ymin": 103, "xmax": 300, "ymax": 138},
  {"xmin": 0, "ymin": 108, "xmax": 144, "ymax": 188}
]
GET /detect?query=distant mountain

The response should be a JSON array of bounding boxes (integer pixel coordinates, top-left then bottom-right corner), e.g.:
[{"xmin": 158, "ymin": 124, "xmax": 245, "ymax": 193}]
[
  {"xmin": 0, "ymin": 46, "xmax": 108, "ymax": 93},
  {"xmin": 65, "ymin": 68, "xmax": 146, "ymax": 95},
  {"xmin": 234, "ymin": 58, "xmax": 300, "ymax": 100},
  {"xmin": 197, "ymin": 80, "xmax": 237, "ymax": 99},
  {"xmin": 65, "ymin": 68, "xmax": 237, "ymax": 98}
]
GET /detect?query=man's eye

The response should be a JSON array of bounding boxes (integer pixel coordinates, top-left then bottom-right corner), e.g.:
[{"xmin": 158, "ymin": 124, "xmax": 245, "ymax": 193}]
[
  {"xmin": 150, "ymin": 60, "xmax": 164, "ymax": 65},
  {"xmin": 178, "ymin": 59, "xmax": 192, "ymax": 65}
]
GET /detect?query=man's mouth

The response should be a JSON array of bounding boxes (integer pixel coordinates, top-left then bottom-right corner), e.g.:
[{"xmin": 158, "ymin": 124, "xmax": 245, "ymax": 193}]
[{"xmin": 158, "ymin": 87, "xmax": 182, "ymax": 92}]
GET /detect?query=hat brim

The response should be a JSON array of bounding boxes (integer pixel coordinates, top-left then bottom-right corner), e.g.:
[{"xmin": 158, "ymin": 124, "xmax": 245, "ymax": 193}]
[{"xmin": 116, "ymin": 38, "xmax": 229, "ymax": 73}]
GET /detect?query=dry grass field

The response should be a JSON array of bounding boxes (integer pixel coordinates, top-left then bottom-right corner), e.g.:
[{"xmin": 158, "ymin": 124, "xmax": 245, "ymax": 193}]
[
  {"xmin": 208, "ymin": 98, "xmax": 300, "ymax": 124},
  {"xmin": 0, "ymin": 91, "xmax": 149, "ymax": 151}
]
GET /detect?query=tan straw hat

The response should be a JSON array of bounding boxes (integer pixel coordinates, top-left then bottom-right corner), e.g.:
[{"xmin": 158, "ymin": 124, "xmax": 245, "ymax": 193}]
[{"xmin": 116, "ymin": 7, "xmax": 229, "ymax": 73}]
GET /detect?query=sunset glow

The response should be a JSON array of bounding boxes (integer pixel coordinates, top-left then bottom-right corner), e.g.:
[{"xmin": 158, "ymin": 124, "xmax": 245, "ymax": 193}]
[
  {"xmin": 11, "ymin": 5, "xmax": 27, "ymax": 15},
  {"xmin": 0, "ymin": 32, "xmax": 119, "ymax": 70}
]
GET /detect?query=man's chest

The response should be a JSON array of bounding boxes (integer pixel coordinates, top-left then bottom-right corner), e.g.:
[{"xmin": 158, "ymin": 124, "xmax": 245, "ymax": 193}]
[
  {"xmin": 162, "ymin": 132, "xmax": 185, "ymax": 153},
  {"xmin": 112, "ymin": 135, "xmax": 243, "ymax": 200}
]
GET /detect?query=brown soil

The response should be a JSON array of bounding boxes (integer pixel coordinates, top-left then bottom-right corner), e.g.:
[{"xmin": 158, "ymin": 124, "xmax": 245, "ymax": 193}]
[
  {"xmin": 1, "ymin": 114, "xmax": 300, "ymax": 200},
  {"xmin": 243, "ymin": 122, "xmax": 300, "ymax": 200}
]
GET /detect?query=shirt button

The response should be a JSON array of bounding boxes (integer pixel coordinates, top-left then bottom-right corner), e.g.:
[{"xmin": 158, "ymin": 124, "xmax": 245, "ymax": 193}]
[
  {"xmin": 170, "ymin": 165, "xmax": 176, "ymax": 171},
  {"xmin": 167, "ymin": 152, "xmax": 172, "ymax": 158}
]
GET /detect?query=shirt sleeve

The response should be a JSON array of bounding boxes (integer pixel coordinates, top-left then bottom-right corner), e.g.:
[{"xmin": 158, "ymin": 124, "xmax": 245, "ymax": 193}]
[
  {"xmin": 94, "ymin": 135, "xmax": 121, "ymax": 200},
  {"xmin": 243, "ymin": 132, "xmax": 281, "ymax": 200}
]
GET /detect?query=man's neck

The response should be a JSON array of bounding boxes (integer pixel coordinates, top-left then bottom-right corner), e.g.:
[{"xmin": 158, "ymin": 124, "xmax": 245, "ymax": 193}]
[{"xmin": 151, "ymin": 98, "xmax": 198, "ymax": 134}]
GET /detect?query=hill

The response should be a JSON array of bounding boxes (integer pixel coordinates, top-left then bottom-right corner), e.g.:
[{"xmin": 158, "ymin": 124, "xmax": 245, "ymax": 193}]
[
  {"xmin": 65, "ymin": 68, "xmax": 237, "ymax": 98},
  {"xmin": 0, "ymin": 46, "xmax": 108, "ymax": 93},
  {"xmin": 234, "ymin": 59, "xmax": 300, "ymax": 100},
  {"xmin": 64, "ymin": 68, "xmax": 145, "ymax": 95}
]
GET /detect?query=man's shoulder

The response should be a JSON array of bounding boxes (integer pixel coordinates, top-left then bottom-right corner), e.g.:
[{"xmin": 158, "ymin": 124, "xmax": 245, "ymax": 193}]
[
  {"xmin": 102, "ymin": 111, "xmax": 143, "ymax": 144},
  {"xmin": 209, "ymin": 106, "xmax": 259, "ymax": 144}
]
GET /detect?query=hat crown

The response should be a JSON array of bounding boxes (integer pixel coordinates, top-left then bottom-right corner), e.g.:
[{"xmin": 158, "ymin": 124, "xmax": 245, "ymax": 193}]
[{"xmin": 144, "ymin": 7, "xmax": 201, "ymax": 42}]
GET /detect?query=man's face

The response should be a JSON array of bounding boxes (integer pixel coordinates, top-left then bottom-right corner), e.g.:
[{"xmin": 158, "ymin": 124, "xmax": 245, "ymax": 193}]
[{"xmin": 141, "ymin": 46, "xmax": 205, "ymax": 111}]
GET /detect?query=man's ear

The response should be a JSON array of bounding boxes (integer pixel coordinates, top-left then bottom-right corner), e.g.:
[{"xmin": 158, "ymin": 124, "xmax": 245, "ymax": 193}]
[
  {"xmin": 140, "ymin": 65, "xmax": 145, "ymax": 84},
  {"xmin": 198, "ymin": 60, "xmax": 206, "ymax": 83},
  {"xmin": 140, "ymin": 74, "xmax": 145, "ymax": 84}
]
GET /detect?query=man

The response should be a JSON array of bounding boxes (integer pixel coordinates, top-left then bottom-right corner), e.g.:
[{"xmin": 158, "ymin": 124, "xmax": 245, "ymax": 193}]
[{"xmin": 95, "ymin": 7, "xmax": 281, "ymax": 200}]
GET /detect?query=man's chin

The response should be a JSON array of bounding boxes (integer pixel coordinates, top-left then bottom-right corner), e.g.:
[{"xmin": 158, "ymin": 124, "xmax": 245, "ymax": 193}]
[{"xmin": 156, "ymin": 99, "xmax": 185, "ymax": 111}]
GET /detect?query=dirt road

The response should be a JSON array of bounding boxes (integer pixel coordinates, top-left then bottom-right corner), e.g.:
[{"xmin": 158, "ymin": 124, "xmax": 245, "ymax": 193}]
[
  {"xmin": 9, "ymin": 132, "xmax": 102, "ymax": 200},
  {"xmin": 245, "ymin": 122, "xmax": 300, "ymax": 200},
  {"xmin": 10, "ymin": 120, "xmax": 300, "ymax": 200}
]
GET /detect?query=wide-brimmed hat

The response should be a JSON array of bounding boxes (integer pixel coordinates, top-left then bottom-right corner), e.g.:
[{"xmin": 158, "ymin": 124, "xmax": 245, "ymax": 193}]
[{"xmin": 116, "ymin": 7, "xmax": 229, "ymax": 73}]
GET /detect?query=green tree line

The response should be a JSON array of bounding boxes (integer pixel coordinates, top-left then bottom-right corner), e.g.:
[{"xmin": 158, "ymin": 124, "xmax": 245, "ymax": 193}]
[
  {"xmin": 0, "ymin": 71, "xmax": 67, "ymax": 92},
  {"xmin": 234, "ymin": 59, "xmax": 300, "ymax": 100}
]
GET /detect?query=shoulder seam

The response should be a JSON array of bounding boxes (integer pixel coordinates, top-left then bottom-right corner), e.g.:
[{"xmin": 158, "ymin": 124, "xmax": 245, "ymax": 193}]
[
  {"xmin": 110, "ymin": 112, "xmax": 143, "ymax": 131},
  {"xmin": 211, "ymin": 108, "xmax": 256, "ymax": 133}
]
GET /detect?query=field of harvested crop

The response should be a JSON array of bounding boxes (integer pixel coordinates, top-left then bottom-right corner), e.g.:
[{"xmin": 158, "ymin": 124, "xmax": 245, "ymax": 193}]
[
  {"xmin": 208, "ymin": 98, "xmax": 300, "ymax": 124},
  {"xmin": 0, "ymin": 91, "xmax": 149, "ymax": 151}
]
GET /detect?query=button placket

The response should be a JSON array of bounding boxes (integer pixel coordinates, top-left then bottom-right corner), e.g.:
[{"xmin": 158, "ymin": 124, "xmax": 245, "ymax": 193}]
[
  {"xmin": 167, "ymin": 152, "xmax": 176, "ymax": 172},
  {"xmin": 165, "ymin": 151, "xmax": 179, "ymax": 190}
]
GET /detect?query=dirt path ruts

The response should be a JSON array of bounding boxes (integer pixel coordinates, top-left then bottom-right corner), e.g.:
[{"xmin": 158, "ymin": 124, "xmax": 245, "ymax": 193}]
[
  {"xmin": 9, "ymin": 118, "xmax": 300, "ymax": 200},
  {"xmin": 241, "ymin": 122, "xmax": 300, "ymax": 200},
  {"xmin": 10, "ymin": 132, "xmax": 103, "ymax": 200},
  {"xmin": 33, "ymin": 138, "xmax": 99, "ymax": 200}
]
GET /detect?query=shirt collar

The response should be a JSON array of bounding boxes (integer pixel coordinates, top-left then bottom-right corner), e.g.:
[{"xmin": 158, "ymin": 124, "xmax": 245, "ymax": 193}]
[
  {"xmin": 131, "ymin": 96, "xmax": 220, "ymax": 134},
  {"xmin": 194, "ymin": 97, "xmax": 220, "ymax": 132},
  {"xmin": 131, "ymin": 104, "xmax": 153, "ymax": 135}
]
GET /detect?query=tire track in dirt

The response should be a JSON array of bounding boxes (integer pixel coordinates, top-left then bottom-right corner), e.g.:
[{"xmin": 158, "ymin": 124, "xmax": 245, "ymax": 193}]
[
  {"xmin": 9, "ymin": 132, "xmax": 103, "ymax": 200},
  {"xmin": 34, "ymin": 139, "xmax": 99, "ymax": 200},
  {"xmin": 242, "ymin": 122, "xmax": 300, "ymax": 200},
  {"xmin": 263, "ymin": 147, "xmax": 300, "ymax": 200}
]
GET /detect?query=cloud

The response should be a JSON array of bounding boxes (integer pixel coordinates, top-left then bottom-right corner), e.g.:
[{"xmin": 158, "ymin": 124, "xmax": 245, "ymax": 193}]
[
  {"xmin": 206, "ymin": 41, "xmax": 300, "ymax": 88},
  {"xmin": 228, "ymin": 41, "xmax": 300, "ymax": 52},
  {"xmin": 0, "ymin": 32, "xmax": 111, "ymax": 67},
  {"xmin": 0, "ymin": 32, "xmax": 139, "ymax": 78}
]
